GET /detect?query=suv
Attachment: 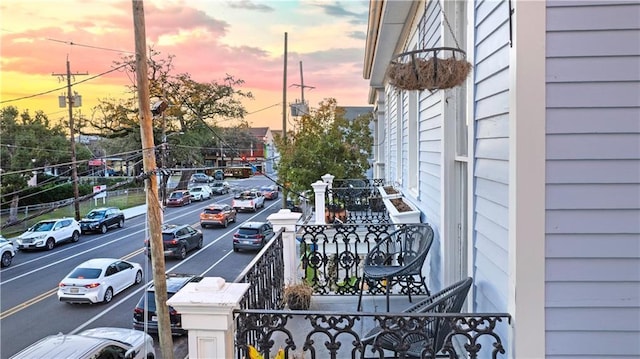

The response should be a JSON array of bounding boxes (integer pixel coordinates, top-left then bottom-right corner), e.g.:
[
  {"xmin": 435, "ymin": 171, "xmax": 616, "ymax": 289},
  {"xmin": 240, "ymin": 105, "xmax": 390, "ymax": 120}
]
[
  {"xmin": 79, "ymin": 207, "xmax": 125, "ymax": 234},
  {"xmin": 0, "ymin": 235, "xmax": 16, "ymax": 267},
  {"xmin": 189, "ymin": 173, "xmax": 211, "ymax": 184},
  {"xmin": 232, "ymin": 221, "xmax": 275, "ymax": 252},
  {"xmin": 145, "ymin": 224, "xmax": 203, "ymax": 260},
  {"xmin": 200, "ymin": 204, "xmax": 237, "ymax": 228},
  {"xmin": 133, "ymin": 273, "xmax": 203, "ymax": 335},
  {"xmin": 15, "ymin": 218, "xmax": 81, "ymax": 251},
  {"xmin": 166, "ymin": 190, "xmax": 191, "ymax": 207},
  {"xmin": 209, "ymin": 181, "xmax": 230, "ymax": 195},
  {"xmin": 9, "ymin": 327, "xmax": 155, "ymax": 359}
]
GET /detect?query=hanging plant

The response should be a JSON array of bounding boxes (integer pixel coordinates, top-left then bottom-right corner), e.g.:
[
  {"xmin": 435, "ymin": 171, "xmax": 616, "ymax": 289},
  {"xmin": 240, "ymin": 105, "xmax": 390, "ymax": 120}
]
[{"xmin": 388, "ymin": 47, "xmax": 471, "ymax": 92}]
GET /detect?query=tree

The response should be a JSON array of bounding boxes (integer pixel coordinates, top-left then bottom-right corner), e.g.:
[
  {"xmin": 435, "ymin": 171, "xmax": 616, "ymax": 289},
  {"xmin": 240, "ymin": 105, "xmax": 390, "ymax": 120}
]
[
  {"xmin": 274, "ymin": 98, "xmax": 373, "ymax": 199},
  {"xmin": 83, "ymin": 49, "xmax": 253, "ymax": 168}
]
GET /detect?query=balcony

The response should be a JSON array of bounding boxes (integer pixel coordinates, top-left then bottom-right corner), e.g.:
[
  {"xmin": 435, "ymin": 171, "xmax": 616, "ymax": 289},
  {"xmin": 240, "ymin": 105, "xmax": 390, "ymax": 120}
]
[{"xmin": 167, "ymin": 178, "xmax": 512, "ymax": 359}]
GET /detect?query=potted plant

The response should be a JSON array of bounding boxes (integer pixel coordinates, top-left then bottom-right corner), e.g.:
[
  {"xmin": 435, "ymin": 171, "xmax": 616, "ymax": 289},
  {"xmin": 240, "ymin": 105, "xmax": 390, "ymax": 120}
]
[
  {"xmin": 284, "ymin": 282, "xmax": 313, "ymax": 310},
  {"xmin": 325, "ymin": 199, "xmax": 347, "ymax": 223}
]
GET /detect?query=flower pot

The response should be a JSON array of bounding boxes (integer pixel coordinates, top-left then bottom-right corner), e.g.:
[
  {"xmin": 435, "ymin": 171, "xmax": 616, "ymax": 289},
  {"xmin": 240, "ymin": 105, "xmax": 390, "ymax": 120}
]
[
  {"xmin": 382, "ymin": 197, "xmax": 421, "ymax": 224},
  {"xmin": 377, "ymin": 186, "xmax": 402, "ymax": 199}
]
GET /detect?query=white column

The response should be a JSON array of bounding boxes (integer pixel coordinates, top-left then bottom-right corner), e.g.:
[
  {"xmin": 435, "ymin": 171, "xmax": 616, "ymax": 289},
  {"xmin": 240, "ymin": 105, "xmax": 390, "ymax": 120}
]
[
  {"xmin": 167, "ymin": 277, "xmax": 250, "ymax": 359},
  {"xmin": 267, "ymin": 209, "xmax": 303, "ymax": 285},
  {"xmin": 311, "ymin": 180, "xmax": 328, "ymax": 224}
]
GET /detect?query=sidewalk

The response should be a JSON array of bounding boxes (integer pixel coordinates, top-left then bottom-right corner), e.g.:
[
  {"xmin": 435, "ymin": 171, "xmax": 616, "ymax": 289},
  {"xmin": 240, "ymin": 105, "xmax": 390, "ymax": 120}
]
[{"xmin": 122, "ymin": 205, "xmax": 147, "ymax": 220}]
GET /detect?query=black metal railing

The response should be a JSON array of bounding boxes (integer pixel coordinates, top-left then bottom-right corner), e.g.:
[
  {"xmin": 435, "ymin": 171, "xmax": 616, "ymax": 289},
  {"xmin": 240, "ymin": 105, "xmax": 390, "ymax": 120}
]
[
  {"xmin": 234, "ymin": 229, "xmax": 285, "ymax": 310},
  {"xmin": 234, "ymin": 310, "xmax": 511, "ymax": 359},
  {"xmin": 326, "ymin": 178, "xmax": 389, "ymax": 224}
]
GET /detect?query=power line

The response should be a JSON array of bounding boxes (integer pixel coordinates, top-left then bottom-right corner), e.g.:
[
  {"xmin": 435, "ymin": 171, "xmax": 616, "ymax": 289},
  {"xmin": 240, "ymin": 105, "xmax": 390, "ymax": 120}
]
[
  {"xmin": 0, "ymin": 64, "xmax": 128, "ymax": 104},
  {"xmin": 47, "ymin": 38, "xmax": 135, "ymax": 54}
]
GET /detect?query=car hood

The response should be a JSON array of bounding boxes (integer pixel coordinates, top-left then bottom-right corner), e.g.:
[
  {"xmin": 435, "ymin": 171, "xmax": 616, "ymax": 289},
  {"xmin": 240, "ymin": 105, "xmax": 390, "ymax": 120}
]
[
  {"xmin": 18, "ymin": 231, "xmax": 50, "ymax": 240},
  {"xmin": 79, "ymin": 219, "xmax": 100, "ymax": 223},
  {"xmin": 79, "ymin": 327, "xmax": 146, "ymax": 347}
]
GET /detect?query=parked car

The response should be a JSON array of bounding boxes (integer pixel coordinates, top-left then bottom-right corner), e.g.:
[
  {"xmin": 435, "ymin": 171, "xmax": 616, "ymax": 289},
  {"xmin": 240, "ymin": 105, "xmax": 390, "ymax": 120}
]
[
  {"xmin": 15, "ymin": 218, "xmax": 81, "ymax": 251},
  {"xmin": 260, "ymin": 185, "xmax": 279, "ymax": 200},
  {"xmin": 133, "ymin": 273, "xmax": 203, "ymax": 335},
  {"xmin": 189, "ymin": 173, "xmax": 211, "ymax": 184},
  {"xmin": 200, "ymin": 204, "xmax": 237, "ymax": 228},
  {"xmin": 79, "ymin": 207, "xmax": 125, "ymax": 234},
  {"xmin": 145, "ymin": 224, "xmax": 203, "ymax": 260},
  {"xmin": 166, "ymin": 190, "xmax": 191, "ymax": 207},
  {"xmin": 232, "ymin": 221, "xmax": 275, "ymax": 252},
  {"xmin": 57, "ymin": 258, "xmax": 143, "ymax": 304},
  {"xmin": 188, "ymin": 186, "xmax": 212, "ymax": 201},
  {"xmin": 231, "ymin": 190, "xmax": 265, "ymax": 212},
  {"xmin": 9, "ymin": 327, "xmax": 155, "ymax": 359},
  {"xmin": 0, "ymin": 235, "xmax": 16, "ymax": 267},
  {"xmin": 210, "ymin": 181, "xmax": 230, "ymax": 195}
]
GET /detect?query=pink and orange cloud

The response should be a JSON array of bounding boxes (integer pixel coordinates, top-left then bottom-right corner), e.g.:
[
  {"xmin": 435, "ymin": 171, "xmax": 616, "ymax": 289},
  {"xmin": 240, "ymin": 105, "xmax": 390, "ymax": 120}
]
[{"xmin": 0, "ymin": 0, "xmax": 371, "ymax": 130}]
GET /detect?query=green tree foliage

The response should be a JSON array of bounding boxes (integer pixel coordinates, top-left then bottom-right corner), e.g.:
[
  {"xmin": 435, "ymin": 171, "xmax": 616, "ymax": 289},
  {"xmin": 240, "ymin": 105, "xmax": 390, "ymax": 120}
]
[
  {"xmin": 274, "ymin": 98, "xmax": 373, "ymax": 197},
  {"xmin": 0, "ymin": 106, "xmax": 92, "ymax": 204},
  {"xmin": 85, "ymin": 49, "xmax": 253, "ymax": 168}
]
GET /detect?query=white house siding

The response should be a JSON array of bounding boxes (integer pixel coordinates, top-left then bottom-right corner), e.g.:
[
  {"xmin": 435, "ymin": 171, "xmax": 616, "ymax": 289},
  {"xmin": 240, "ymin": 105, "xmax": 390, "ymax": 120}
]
[
  {"xmin": 386, "ymin": 88, "xmax": 399, "ymax": 183},
  {"xmin": 545, "ymin": 1, "xmax": 640, "ymax": 357},
  {"xmin": 472, "ymin": 0, "xmax": 511, "ymax": 317}
]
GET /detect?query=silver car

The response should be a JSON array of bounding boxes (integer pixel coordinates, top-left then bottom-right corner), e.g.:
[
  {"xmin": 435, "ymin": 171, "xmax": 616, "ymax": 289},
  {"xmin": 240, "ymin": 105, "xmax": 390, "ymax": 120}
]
[{"xmin": 9, "ymin": 327, "xmax": 155, "ymax": 359}]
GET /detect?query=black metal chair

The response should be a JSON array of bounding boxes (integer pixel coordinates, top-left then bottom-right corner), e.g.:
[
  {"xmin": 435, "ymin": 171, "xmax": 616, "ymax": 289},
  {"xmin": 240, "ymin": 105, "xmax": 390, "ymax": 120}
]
[
  {"xmin": 361, "ymin": 277, "xmax": 473, "ymax": 358},
  {"xmin": 357, "ymin": 224, "xmax": 434, "ymax": 312}
]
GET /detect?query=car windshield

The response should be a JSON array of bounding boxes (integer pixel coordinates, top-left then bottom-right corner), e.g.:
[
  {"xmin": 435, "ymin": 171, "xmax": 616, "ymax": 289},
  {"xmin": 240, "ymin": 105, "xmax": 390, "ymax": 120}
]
[
  {"xmin": 68, "ymin": 267, "xmax": 102, "ymax": 279},
  {"xmin": 86, "ymin": 210, "xmax": 105, "ymax": 219},
  {"xmin": 239, "ymin": 192, "xmax": 256, "ymax": 199},
  {"xmin": 260, "ymin": 186, "xmax": 272, "ymax": 191},
  {"xmin": 31, "ymin": 221, "xmax": 55, "ymax": 232},
  {"xmin": 191, "ymin": 187, "xmax": 202, "ymax": 192},
  {"xmin": 169, "ymin": 192, "xmax": 183, "ymax": 199},
  {"xmin": 204, "ymin": 208, "xmax": 222, "ymax": 214},
  {"xmin": 162, "ymin": 233, "xmax": 177, "ymax": 241},
  {"xmin": 212, "ymin": 183, "xmax": 222, "ymax": 187}
]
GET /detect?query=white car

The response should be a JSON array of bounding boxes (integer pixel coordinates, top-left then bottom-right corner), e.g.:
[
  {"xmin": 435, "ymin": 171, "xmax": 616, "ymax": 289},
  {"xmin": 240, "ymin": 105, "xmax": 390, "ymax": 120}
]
[
  {"xmin": 188, "ymin": 185, "xmax": 212, "ymax": 201},
  {"xmin": 15, "ymin": 218, "xmax": 81, "ymax": 251},
  {"xmin": 0, "ymin": 235, "xmax": 16, "ymax": 267},
  {"xmin": 58, "ymin": 258, "xmax": 143, "ymax": 304},
  {"xmin": 9, "ymin": 327, "xmax": 155, "ymax": 359}
]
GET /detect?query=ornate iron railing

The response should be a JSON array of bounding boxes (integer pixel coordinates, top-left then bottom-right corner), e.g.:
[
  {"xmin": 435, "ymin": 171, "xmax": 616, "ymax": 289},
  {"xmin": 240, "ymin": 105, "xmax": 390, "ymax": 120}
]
[
  {"xmin": 234, "ymin": 229, "xmax": 285, "ymax": 310},
  {"xmin": 234, "ymin": 310, "xmax": 511, "ymax": 359},
  {"xmin": 326, "ymin": 178, "xmax": 389, "ymax": 224}
]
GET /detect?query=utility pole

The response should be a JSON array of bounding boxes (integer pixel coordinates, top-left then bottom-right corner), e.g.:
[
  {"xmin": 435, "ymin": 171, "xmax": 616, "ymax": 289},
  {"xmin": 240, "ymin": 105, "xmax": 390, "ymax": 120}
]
[
  {"xmin": 132, "ymin": 2, "xmax": 173, "ymax": 359},
  {"xmin": 52, "ymin": 58, "xmax": 87, "ymax": 221},
  {"xmin": 281, "ymin": 32, "xmax": 288, "ymax": 209}
]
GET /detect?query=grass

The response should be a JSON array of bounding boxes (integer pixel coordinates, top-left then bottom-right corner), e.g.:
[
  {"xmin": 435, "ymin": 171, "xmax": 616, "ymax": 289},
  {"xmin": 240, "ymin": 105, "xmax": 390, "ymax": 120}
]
[{"xmin": 1, "ymin": 189, "xmax": 147, "ymax": 238}]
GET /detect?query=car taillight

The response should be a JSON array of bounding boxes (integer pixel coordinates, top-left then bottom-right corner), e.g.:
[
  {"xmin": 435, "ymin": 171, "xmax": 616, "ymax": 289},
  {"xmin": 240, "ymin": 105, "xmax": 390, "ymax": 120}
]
[
  {"xmin": 133, "ymin": 307, "xmax": 144, "ymax": 314},
  {"xmin": 257, "ymin": 234, "xmax": 264, "ymax": 239},
  {"xmin": 59, "ymin": 283, "xmax": 66, "ymax": 287},
  {"xmin": 169, "ymin": 307, "xmax": 179, "ymax": 315},
  {"xmin": 249, "ymin": 200, "xmax": 254, "ymax": 206},
  {"xmin": 169, "ymin": 239, "xmax": 178, "ymax": 245},
  {"xmin": 84, "ymin": 283, "xmax": 100, "ymax": 289}
]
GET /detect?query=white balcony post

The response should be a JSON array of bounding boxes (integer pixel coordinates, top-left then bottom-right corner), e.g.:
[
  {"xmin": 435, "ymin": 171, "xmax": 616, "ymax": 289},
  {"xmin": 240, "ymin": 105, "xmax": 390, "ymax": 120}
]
[
  {"xmin": 267, "ymin": 209, "xmax": 303, "ymax": 285},
  {"xmin": 166, "ymin": 277, "xmax": 249, "ymax": 359},
  {"xmin": 311, "ymin": 180, "xmax": 328, "ymax": 224},
  {"xmin": 321, "ymin": 173, "xmax": 335, "ymax": 190}
]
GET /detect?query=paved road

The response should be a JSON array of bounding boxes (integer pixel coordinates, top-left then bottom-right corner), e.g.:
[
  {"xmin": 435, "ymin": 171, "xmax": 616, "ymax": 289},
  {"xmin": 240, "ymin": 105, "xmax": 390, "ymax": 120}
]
[{"xmin": 0, "ymin": 176, "xmax": 283, "ymax": 359}]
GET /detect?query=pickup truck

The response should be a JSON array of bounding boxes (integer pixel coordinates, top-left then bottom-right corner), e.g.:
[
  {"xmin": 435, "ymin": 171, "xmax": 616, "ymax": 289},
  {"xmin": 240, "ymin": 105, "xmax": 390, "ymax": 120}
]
[{"xmin": 232, "ymin": 190, "xmax": 265, "ymax": 212}]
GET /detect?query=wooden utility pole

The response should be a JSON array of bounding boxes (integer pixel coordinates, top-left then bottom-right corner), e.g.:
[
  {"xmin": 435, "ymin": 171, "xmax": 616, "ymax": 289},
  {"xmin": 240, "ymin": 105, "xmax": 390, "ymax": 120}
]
[
  {"xmin": 52, "ymin": 59, "xmax": 87, "ymax": 221},
  {"xmin": 282, "ymin": 32, "xmax": 288, "ymax": 209},
  {"xmin": 132, "ymin": 2, "xmax": 173, "ymax": 359}
]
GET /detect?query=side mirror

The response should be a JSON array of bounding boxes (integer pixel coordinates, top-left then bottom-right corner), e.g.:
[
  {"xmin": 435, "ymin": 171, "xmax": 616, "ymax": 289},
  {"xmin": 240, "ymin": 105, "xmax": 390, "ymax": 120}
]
[{"xmin": 124, "ymin": 348, "xmax": 137, "ymax": 359}]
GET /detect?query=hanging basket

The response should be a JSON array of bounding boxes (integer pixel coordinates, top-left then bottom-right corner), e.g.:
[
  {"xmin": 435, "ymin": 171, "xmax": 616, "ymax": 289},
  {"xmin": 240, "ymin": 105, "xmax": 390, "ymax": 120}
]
[{"xmin": 388, "ymin": 47, "xmax": 472, "ymax": 91}]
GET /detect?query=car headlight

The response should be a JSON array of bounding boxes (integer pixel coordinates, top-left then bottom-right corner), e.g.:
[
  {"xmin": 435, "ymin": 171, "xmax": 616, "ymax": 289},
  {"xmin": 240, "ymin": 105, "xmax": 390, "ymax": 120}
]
[
  {"xmin": 34, "ymin": 234, "xmax": 47, "ymax": 240},
  {"xmin": 90, "ymin": 223, "xmax": 99, "ymax": 228}
]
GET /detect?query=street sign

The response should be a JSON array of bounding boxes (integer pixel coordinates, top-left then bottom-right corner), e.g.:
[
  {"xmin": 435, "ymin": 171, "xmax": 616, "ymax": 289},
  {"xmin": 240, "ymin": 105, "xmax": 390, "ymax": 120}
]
[{"xmin": 93, "ymin": 185, "xmax": 107, "ymax": 205}]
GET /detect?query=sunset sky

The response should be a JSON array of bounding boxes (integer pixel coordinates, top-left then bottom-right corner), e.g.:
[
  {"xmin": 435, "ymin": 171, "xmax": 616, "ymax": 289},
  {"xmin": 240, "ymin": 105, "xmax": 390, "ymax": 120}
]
[{"xmin": 0, "ymin": 0, "xmax": 372, "ymax": 131}]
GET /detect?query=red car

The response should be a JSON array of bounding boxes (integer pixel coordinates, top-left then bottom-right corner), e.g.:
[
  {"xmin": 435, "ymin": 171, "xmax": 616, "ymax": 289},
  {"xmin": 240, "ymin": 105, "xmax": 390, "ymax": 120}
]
[
  {"xmin": 260, "ymin": 185, "xmax": 279, "ymax": 200},
  {"xmin": 166, "ymin": 190, "xmax": 191, "ymax": 207}
]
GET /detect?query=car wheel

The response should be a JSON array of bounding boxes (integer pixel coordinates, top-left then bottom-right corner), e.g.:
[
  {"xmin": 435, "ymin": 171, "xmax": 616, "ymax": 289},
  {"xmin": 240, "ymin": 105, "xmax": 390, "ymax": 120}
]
[
  {"xmin": 178, "ymin": 246, "xmax": 187, "ymax": 260},
  {"xmin": 1, "ymin": 252, "xmax": 12, "ymax": 267},
  {"xmin": 100, "ymin": 224, "xmax": 108, "ymax": 234},
  {"xmin": 233, "ymin": 246, "xmax": 239, "ymax": 252},
  {"xmin": 118, "ymin": 219, "xmax": 124, "ymax": 228},
  {"xmin": 103, "ymin": 287, "xmax": 113, "ymax": 303},
  {"xmin": 45, "ymin": 238, "xmax": 55, "ymax": 250},
  {"xmin": 71, "ymin": 231, "xmax": 80, "ymax": 242},
  {"xmin": 223, "ymin": 219, "xmax": 229, "ymax": 228},
  {"xmin": 197, "ymin": 237, "xmax": 203, "ymax": 249},
  {"xmin": 134, "ymin": 270, "xmax": 143, "ymax": 284}
]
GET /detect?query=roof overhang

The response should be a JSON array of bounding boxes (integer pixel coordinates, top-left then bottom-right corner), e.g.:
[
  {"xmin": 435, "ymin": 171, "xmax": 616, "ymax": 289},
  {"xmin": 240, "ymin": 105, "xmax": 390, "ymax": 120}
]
[{"xmin": 363, "ymin": 0, "xmax": 416, "ymax": 104}]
